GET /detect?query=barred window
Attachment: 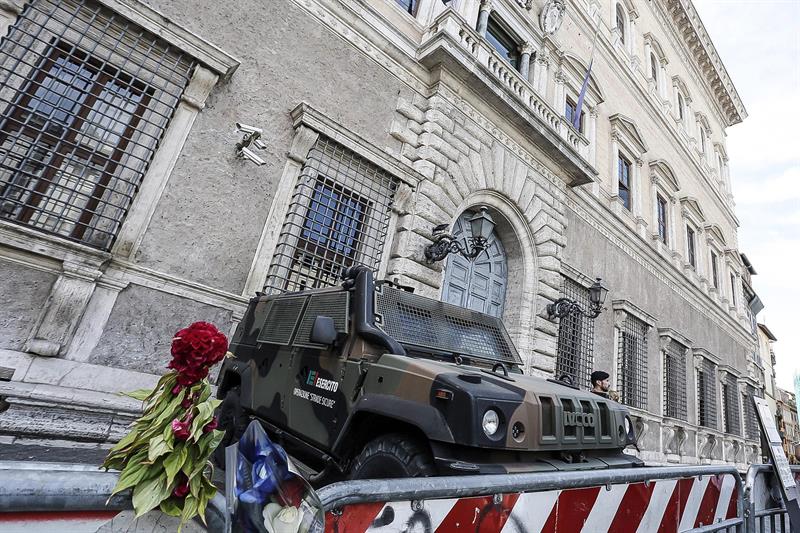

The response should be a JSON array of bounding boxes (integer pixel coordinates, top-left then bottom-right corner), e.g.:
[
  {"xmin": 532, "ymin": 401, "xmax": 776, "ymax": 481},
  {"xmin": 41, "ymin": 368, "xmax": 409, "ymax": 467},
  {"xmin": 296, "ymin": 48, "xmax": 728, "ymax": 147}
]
[
  {"xmin": 656, "ymin": 194, "xmax": 668, "ymax": 245},
  {"xmin": 0, "ymin": 0, "xmax": 194, "ymax": 250},
  {"xmin": 663, "ymin": 340, "xmax": 687, "ymax": 421},
  {"xmin": 264, "ymin": 137, "xmax": 399, "ymax": 293},
  {"xmin": 697, "ymin": 358, "xmax": 717, "ymax": 429},
  {"xmin": 721, "ymin": 374, "xmax": 741, "ymax": 435},
  {"xmin": 616, "ymin": 313, "xmax": 648, "ymax": 409},
  {"xmin": 555, "ymin": 276, "xmax": 595, "ymax": 388},
  {"xmin": 744, "ymin": 384, "xmax": 760, "ymax": 440}
]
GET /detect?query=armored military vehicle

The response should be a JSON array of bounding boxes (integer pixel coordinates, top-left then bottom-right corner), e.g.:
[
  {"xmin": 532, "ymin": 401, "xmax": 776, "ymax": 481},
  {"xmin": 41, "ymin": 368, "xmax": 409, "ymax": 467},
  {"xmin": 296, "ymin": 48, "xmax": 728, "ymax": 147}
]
[{"xmin": 215, "ymin": 265, "xmax": 640, "ymax": 481}]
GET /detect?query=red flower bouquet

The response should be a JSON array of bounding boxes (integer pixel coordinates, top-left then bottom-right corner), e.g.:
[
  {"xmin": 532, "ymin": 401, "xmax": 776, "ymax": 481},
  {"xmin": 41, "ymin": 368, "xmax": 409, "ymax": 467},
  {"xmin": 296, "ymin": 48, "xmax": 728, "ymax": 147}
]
[{"xmin": 102, "ymin": 321, "xmax": 230, "ymax": 529}]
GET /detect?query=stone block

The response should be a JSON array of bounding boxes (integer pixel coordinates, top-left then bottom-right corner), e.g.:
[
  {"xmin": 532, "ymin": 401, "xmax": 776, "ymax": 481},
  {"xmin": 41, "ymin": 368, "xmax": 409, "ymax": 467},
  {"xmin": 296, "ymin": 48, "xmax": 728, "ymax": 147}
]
[
  {"xmin": 389, "ymin": 118, "xmax": 419, "ymax": 147},
  {"xmin": 386, "ymin": 257, "xmax": 443, "ymax": 289},
  {"xmin": 396, "ymin": 97, "xmax": 426, "ymax": 123},
  {"xmin": 424, "ymin": 109, "xmax": 454, "ymax": 133},
  {"xmin": 0, "ymin": 349, "xmax": 34, "ymax": 381},
  {"xmin": 451, "ymin": 124, "xmax": 483, "ymax": 152},
  {"xmin": 441, "ymin": 129, "xmax": 471, "ymax": 158},
  {"xmin": 421, "ymin": 120, "xmax": 444, "ymax": 136}
]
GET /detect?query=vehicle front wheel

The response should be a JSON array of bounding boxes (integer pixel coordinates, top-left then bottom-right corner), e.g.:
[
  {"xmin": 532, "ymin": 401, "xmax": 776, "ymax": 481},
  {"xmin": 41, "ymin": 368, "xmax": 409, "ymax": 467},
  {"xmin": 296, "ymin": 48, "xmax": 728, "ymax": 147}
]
[
  {"xmin": 348, "ymin": 433, "xmax": 435, "ymax": 480},
  {"xmin": 212, "ymin": 387, "xmax": 248, "ymax": 468}
]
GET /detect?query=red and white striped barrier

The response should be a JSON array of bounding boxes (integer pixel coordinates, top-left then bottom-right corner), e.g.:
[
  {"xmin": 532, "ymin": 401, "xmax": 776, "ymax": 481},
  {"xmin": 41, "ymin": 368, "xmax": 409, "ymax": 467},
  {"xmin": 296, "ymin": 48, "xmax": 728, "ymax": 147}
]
[{"xmin": 325, "ymin": 474, "xmax": 739, "ymax": 533}]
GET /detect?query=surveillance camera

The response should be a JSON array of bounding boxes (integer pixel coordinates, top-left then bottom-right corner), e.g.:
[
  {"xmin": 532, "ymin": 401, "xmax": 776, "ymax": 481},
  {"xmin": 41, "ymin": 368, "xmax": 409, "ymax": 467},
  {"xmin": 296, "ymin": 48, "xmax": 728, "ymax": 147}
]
[
  {"xmin": 235, "ymin": 123, "xmax": 262, "ymax": 135},
  {"xmin": 239, "ymin": 146, "xmax": 265, "ymax": 166},
  {"xmin": 252, "ymin": 138, "xmax": 267, "ymax": 150}
]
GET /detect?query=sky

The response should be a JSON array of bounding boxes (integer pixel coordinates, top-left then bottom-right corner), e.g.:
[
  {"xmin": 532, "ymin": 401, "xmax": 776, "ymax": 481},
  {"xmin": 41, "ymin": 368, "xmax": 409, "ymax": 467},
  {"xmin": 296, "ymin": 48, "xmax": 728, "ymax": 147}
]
[{"xmin": 692, "ymin": 0, "xmax": 800, "ymax": 391}]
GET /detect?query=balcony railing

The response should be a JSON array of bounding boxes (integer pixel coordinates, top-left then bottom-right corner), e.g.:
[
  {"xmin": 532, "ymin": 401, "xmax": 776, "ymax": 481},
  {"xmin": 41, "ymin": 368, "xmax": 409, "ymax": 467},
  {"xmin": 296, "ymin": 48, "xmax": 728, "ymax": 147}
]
[{"xmin": 418, "ymin": 10, "xmax": 596, "ymax": 186}]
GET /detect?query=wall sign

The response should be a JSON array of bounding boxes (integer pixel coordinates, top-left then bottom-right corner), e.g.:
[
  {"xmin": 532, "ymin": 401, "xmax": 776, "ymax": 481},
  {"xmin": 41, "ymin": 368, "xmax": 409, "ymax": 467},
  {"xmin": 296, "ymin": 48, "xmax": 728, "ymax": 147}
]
[{"xmin": 753, "ymin": 396, "xmax": 800, "ymax": 527}]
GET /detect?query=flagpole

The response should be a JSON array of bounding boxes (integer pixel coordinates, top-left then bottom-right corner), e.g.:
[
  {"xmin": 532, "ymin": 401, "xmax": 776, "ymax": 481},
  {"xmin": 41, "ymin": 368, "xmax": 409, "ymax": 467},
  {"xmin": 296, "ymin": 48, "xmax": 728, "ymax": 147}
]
[{"xmin": 573, "ymin": 17, "xmax": 602, "ymax": 130}]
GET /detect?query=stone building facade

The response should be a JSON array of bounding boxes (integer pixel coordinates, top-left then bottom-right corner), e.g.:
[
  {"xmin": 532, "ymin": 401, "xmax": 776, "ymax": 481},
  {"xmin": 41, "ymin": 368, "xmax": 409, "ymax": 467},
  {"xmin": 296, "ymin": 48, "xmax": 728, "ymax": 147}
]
[{"xmin": 0, "ymin": 0, "xmax": 764, "ymax": 465}]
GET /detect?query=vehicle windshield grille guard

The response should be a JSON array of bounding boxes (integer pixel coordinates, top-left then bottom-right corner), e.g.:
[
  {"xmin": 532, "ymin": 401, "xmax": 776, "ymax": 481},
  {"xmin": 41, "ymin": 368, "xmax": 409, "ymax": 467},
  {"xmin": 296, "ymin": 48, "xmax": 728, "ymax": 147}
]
[{"xmin": 374, "ymin": 284, "xmax": 522, "ymax": 366}]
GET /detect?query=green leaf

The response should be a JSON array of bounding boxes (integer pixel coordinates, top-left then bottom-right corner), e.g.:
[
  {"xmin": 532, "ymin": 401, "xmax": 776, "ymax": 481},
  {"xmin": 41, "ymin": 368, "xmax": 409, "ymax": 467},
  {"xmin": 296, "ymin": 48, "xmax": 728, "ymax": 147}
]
[
  {"xmin": 164, "ymin": 445, "xmax": 188, "ymax": 486},
  {"xmin": 105, "ymin": 427, "xmax": 141, "ymax": 458},
  {"xmin": 131, "ymin": 473, "xmax": 169, "ymax": 518},
  {"xmin": 110, "ymin": 460, "xmax": 152, "ymax": 496},
  {"xmin": 121, "ymin": 388, "xmax": 152, "ymax": 401},
  {"xmin": 197, "ymin": 382, "xmax": 212, "ymax": 404},
  {"xmin": 189, "ymin": 473, "xmax": 202, "ymax": 498},
  {"xmin": 189, "ymin": 399, "xmax": 220, "ymax": 442},
  {"xmin": 153, "ymin": 393, "xmax": 185, "ymax": 427},
  {"xmin": 148, "ymin": 434, "xmax": 172, "ymax": 462},
  {"xmin": 180, "ymin": 495, "xmax": 199, "ymax": 526},
  {"xmin": 160, "ymin": 497, "xmax": 183, "ymax": 517}
]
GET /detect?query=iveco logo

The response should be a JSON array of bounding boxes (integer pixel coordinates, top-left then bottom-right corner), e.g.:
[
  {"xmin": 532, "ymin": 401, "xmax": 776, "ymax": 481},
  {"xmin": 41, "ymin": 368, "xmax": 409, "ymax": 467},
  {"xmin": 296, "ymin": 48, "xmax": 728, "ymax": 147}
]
[{"xmin": 564, "ymin": 411, "xmax": 596, "ymax": 428}]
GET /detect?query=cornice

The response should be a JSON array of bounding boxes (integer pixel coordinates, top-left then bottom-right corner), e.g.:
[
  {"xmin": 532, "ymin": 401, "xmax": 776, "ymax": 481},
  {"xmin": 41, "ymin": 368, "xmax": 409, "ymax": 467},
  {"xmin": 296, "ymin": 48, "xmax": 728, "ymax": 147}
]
[
  {"xmin": 656, "ymin": 0, "xmax": 747, "ymax": 126},
  {"xmin": 98, "ymin": 0, "xmax": 240, "ymax": 79},
  {"xmin": 291, "ymin": 102, "xmax": 423, "ymax": 187}
]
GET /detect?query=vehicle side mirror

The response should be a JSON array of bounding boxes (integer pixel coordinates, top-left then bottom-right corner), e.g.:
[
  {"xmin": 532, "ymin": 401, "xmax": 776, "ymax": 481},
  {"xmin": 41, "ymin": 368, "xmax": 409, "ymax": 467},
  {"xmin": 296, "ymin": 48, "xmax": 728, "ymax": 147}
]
[{"xmin": 310, "ymin": 316, "xmax": 338, "ymax": 346}]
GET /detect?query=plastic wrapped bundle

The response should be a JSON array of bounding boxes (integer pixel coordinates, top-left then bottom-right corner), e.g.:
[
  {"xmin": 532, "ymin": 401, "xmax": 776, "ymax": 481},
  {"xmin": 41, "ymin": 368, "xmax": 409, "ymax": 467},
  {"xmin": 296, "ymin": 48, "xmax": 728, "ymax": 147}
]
[{"xmin": 227, "ymin": 421, "xmax": 324, "ymax": 533}]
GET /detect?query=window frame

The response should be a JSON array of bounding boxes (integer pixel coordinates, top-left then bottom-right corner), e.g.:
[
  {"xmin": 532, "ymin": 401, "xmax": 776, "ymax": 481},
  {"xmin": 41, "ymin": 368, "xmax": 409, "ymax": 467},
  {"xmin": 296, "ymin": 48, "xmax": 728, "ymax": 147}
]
[
  {"xmin": 565, "ymin": 96, "xmax": 585, "ymax": 134},
  {"xmin": 686, "ymin": 225, "xmax": 696, "ymax": 268},
  {"xmin": 485, "ymin": 14, "xmax": 521, "ymax": 71},
  {"xmin": 710, "ymin": 250, "xmax": 719, "ymax": 289},
  {"xmin": 617, "ymin": 153, "xmax": 632, "ymax": 211},
  {"xmin": 656, "ymin": 194, "xmax": 668, "ymax": 245},
  {"xmin": 615, "ymin": 4, "xmax": 626, "ymax": 46},
  {"xmin": 3, "ymin": 44, "xmax": 150, "ymax": 230}
]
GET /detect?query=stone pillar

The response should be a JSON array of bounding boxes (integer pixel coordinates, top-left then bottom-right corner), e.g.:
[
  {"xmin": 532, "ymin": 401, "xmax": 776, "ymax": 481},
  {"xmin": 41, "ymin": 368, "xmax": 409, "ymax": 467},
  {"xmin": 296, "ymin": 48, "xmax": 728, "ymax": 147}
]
[
  {"xmin": 0, "ymin": 0, "xmax": 22, "ymax": 38},
  {"xmin": 588, "ymin": 108, "xmax": 598, "ymax": 167},
  {"xmin": 112, "ymin": 65, "xmax": 220, "ymax": 259},
  {"xmin": 519, "ymin": 42, "xmax": 534, "ymax": 80},
  {"xmin": 242, "ymin": 125, "xmax": 320, "ymax": 296},
  {"xmin": 533, "ymin": 48, "xmax": 550, "ymax": 94},
  {"xmin": 553, "ymin": 70, "xmax": 566, "ymax": 115},
  {"xmin": 668, "ymin": 196, "xmax": 678, "ymax": 256},
  {"xmin": 476, "ymin": 0, "xmax": 492, "ymax": 35},
  {"xmin": 24, "ymin": 253, "xmax": 109, "ymax": 357}
]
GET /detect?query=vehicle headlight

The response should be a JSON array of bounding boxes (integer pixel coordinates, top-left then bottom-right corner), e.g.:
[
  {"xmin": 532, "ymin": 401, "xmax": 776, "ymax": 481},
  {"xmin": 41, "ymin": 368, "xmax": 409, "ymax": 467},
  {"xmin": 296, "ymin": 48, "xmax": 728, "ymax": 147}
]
[
  {"xmin": 482, "ymin": 409, "xmax": 500, "ymax": 437},
  {"xmin": 624, "ymin": 416, "xmax": 632, "ymax": 435}
]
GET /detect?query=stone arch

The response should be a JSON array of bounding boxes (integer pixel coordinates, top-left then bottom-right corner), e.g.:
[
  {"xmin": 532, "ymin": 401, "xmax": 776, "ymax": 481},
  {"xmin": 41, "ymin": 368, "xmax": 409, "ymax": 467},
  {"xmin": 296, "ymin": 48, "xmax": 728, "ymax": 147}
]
[{"xmin": 443, "ymin": 189, "xmax": 541, "ymax": 373}]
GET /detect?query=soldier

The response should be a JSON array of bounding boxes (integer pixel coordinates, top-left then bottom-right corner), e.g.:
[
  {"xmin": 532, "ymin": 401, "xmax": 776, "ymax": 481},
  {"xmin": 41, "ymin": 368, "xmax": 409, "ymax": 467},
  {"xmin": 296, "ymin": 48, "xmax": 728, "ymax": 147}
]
[{"xmin": 590, "ymin": 370, "xmax": 611, "ymax": 399}]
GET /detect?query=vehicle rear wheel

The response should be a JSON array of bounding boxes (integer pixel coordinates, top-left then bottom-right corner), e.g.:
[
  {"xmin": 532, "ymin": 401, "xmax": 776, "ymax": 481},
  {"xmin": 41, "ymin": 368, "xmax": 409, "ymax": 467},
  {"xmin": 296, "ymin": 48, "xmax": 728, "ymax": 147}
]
[
  {"xmin": 348, "ymin": 433, "xmax": 435, "ymax": 479},
  {"xmin": 212, "ymin": 387, "xmax": 248, "ymax": 468}
]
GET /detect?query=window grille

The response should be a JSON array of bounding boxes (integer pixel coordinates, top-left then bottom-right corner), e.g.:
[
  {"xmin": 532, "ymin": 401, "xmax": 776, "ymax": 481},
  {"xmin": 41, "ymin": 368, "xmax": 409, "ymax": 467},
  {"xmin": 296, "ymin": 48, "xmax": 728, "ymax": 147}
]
[
  {"xmin": 722, "ymin": 374, "xmax": 741, "ymax": 435},
  {"xmin": 264, "ymin": 137, "xmax": 399, "ymax": 294},
  {"xmin": 616, "ymin": 313, "xmax": 648, "ymax": 409},
  {"xmin": 663, "ymin": 340, "xmax": 687, "ymax": 421},
  {"xmin": 696, "ymin": 358, "xmax": 717, "ymax": 429},
  {"xmin": 555, "ymin": 276, "xmax": 595, "ymax": 388},
  {"xmin": 0, "ymin": 0, "xmax": 194, "ymax": 250},
  {"xmin": 744, "ymin": 384, "xmax": 760, "ymax": 440}
]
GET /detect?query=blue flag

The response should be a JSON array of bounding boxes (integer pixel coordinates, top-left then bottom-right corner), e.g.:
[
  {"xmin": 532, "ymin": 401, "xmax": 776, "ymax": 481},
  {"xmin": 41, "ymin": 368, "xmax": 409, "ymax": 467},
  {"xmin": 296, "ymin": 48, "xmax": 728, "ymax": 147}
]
[{"xmin": 573, "ymin": 59, "xmax": 592, "ymax": 130}]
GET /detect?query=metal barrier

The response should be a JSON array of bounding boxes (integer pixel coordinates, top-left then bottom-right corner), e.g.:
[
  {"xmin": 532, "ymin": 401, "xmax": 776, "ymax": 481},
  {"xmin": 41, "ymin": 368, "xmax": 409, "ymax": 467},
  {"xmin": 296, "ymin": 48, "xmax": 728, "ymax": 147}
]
[
  {"xmin": 0, "ymin": 461, "xmax": 226, "ymax": 531},
  {"xmin": 5, "ymin": 460, "xmax": 800, "ymax": 532},
  {"xmin": 317, "ymin": 465, "xmax": 746, "ymax": 532},
  {"xmin": 743, "ymin": 464, "xmax": 800, "ymax": 533}
]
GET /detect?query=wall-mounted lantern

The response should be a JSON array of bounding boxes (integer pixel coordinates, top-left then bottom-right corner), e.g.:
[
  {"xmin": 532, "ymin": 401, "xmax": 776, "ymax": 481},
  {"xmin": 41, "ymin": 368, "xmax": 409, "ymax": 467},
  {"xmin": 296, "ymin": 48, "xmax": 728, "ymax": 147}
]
[
  {"xmin": 424, "ymin": 206, "xmax": 495, "ymax": 263},
  {"xmin": 547, "ymin": 278, "xmax": 609, "ymax": 320}
]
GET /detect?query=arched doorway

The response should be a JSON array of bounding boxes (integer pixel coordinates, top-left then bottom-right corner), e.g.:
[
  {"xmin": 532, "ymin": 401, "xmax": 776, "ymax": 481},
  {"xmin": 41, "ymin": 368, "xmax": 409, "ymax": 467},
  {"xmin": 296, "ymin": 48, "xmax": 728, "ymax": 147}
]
[{"xmin": 441, "ymin": 210, "xmax": 507, "ymax": 317}]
